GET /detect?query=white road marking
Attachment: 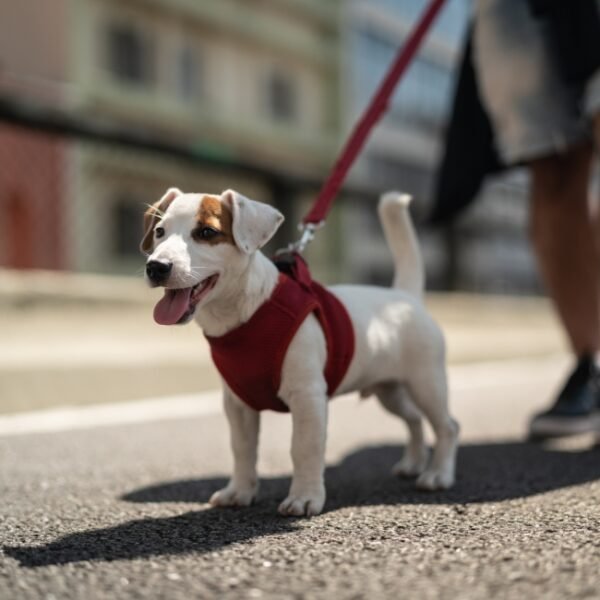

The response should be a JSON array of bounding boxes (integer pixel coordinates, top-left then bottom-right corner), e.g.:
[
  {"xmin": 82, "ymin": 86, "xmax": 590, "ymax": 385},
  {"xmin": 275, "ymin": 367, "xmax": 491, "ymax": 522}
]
[
  {"xmin": 0, "ymin": 354, "xmax": 569, "ymax": 437},
  {"xmin": 0, "ymin": 391, "xmax": 222, "ymax": 437}
]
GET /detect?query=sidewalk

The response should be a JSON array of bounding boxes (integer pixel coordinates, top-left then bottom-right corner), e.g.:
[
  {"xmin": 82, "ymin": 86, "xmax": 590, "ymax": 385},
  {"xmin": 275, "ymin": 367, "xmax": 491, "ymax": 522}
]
[{"xmin": 0, "ymin": 269, "xmax": 567, "ymax": 414}]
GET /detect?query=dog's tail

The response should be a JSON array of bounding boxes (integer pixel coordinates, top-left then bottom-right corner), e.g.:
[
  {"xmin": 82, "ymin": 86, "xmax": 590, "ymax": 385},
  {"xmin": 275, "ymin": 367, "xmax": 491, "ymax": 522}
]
[{"xmin": 378, "ymin": 192, "xmax": 424, "ymax": 297}]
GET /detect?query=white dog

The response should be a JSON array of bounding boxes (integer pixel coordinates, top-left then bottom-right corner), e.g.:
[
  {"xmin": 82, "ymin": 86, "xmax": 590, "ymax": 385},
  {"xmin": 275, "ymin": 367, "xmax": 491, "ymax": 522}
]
[{"xmin": 141, "ymin": 188, "xmax": 459, "ymax": 517}]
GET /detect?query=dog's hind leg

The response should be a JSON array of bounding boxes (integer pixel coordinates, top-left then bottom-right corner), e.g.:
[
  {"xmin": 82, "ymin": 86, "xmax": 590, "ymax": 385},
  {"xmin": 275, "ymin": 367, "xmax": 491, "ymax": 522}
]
[
  {"xmin": 404, "ymin": 370, "xmax": 459, "ymax": 490},
  {"xmin": 375, "ymin": 383, "xmax": 429, "ymax": 477}
]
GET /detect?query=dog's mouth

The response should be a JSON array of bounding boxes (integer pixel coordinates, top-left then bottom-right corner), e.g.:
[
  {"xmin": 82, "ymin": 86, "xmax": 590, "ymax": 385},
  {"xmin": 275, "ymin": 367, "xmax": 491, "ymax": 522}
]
[{"xmin": 153, "ymin": 274, "xmax": 219, "ymax": 325}]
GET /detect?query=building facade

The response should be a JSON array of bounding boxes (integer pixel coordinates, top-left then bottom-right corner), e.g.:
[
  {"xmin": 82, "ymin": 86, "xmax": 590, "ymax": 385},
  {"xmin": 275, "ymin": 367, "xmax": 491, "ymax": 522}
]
[
  {"xmin": 66, "ymin": 0, "xmax": 343, "ymax": 274},
  {"xmin": 0, "ymin": 0, "xmax": 342, "ymax": 274},
  {"xmin": 340, "ymin": 0, "xmax": 538, "ymax": 294},
  {"xmin": 0, "ymin": 0, "xmax": 540, "ymax": 293},
  {"xmin": 339, "ymin": 0, "xmax": 468, "ymax": 285},
  {"xmin": 0, "ymin": 0, "xmax": 70, "ymax": 269}
]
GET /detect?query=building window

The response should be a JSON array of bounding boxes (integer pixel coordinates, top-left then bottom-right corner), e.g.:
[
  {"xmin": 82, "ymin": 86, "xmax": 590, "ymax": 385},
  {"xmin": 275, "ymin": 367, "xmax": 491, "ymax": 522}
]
[
  {"xmin": 107, "ymin": 23, "xmax": 155, "ymax": 86},
  {"xmin": 266, "ymin": 70, "xmax": 297, "ymax": 122},
  {"xmin": 352, "ymin": 30, "xmax": 453, "ymax": 132},
  {"xmin": 367, "ymin": 156, "xmax": 431, "ymax": 199},
  {"xmin": 177, "ymin": 45, "xmax": 202, "ymax": 100},
  {"xmin": 112, "ymin": 196, "xmax": 143, "ymax": 258}
]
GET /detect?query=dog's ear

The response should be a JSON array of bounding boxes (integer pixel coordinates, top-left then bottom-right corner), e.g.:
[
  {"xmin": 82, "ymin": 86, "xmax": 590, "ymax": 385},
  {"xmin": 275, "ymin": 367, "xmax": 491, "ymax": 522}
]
[
  {"xmin": 221, "ymin": 189, "xmax": 284, "ymax": 254},
  {"xmin": 140, "ymin": 188, "xmax": 182, "ymax": 254}
]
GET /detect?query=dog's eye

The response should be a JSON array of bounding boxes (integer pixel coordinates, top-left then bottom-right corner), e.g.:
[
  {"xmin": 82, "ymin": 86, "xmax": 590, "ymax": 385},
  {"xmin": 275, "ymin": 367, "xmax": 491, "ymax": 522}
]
[
  {"xmin": 155, "ymin": 227, "xmax": 165, "ymax": 239},
  {"xmin": 194, "ymin": 226, "xmax": 220, "ymax": 241}
]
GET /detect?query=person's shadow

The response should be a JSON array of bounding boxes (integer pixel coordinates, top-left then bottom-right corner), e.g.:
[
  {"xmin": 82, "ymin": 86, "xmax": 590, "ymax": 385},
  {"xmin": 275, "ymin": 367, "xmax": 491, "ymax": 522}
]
[{"xmin": 5, "ymin": 440, "xmax": 600, "ymax": 568}]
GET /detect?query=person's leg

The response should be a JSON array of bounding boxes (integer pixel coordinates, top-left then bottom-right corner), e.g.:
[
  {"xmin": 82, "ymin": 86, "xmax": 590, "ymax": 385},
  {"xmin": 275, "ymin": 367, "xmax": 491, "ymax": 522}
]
[
  {"xmin": 528, "ymin": 142, "xmax": 600, "ymax": 438},
  {"xmin": 529, "ymin": 143, "xmax": 598, "ymax": 355},
  {"xmin": 593, "ymin": 113, "xmax": 600, "ymax": 253}
]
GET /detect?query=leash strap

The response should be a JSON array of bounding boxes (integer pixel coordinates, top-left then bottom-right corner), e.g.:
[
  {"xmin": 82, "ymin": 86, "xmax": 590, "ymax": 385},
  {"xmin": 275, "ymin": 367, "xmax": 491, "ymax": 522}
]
[{"xmin": 302, "ymin": 0, "xmax": 447, "ymax": 227}]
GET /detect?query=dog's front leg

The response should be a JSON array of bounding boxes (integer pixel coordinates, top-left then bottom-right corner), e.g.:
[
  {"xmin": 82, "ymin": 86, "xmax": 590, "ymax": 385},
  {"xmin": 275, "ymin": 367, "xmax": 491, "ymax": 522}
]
[
  {"xmin": 278, "ymin": 386, "xmax": 328, "ymax": 517},
  {"xmin": 210, "ymin": 388, "xmax": 260, "ymax": 508}
]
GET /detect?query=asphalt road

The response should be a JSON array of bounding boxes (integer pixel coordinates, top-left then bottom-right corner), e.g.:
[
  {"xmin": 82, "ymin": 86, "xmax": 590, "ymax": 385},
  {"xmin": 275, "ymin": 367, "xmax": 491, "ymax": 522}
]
[{"xmin": 1, "ymin": 354, "xmax": 600, "ymax": 600}]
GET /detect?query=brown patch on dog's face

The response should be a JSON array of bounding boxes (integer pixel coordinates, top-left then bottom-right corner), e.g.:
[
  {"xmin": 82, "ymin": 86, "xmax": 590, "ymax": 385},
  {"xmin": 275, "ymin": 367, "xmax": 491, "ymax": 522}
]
[
  {"xmin": 192, "ymin": 195, "xmax": 235, "ymax": 245},
  {"xmin": 140, "ymin": 188, "xmax": 180, "ymax": 254}
]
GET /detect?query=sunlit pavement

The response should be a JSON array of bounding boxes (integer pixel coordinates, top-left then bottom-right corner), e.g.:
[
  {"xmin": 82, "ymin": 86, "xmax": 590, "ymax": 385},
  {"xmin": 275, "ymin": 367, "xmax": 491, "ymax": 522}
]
[
  {"xmin": 2, "ymin": 354, "xmax": 600, "ymax": 600},
  {"xmin": 0, "ymin": 280, "xmax": 566, "ymax": 414}
]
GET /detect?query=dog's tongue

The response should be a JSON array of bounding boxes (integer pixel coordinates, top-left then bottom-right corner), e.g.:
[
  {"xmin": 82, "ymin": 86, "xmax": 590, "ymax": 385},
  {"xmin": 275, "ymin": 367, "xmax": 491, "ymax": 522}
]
[{"xmin": 153, "ymin": 288, "xmax": 192, "ymax": 325}]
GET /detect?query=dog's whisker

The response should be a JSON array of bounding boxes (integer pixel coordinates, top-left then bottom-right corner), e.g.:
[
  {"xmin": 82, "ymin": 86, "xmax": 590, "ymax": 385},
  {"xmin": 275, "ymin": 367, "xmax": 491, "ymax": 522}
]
[{"xmin": 144, "ymin": 203, "xmax": 166, "ymax": 218}]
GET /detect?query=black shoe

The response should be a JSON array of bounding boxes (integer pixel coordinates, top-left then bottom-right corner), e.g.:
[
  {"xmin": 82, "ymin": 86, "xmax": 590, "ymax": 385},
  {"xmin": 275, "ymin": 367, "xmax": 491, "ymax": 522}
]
[{"xmin": 528, "ymin": 355, "xmax": 600, "ymax": 440}]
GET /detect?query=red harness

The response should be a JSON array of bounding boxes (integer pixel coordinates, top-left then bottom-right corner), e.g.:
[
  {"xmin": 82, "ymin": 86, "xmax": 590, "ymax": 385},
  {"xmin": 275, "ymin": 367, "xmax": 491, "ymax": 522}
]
[{"xmin": 205, "ymin": 256, "xmax": 355, "ymax": 412}]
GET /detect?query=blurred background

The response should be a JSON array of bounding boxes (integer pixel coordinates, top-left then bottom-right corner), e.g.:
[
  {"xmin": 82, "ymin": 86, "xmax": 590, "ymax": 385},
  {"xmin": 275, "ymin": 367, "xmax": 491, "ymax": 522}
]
[
  {"xmin": 0, "ymin": 0, "xmax": 539, "ymax": 289},
  {"xmin": 0, "ymin": 0, "xmax": 562, "ymax": 415}
]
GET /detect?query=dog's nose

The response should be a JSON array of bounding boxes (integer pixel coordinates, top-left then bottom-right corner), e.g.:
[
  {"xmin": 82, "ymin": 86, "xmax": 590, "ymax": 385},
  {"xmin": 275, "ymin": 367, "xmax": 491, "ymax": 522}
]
[{"xmin": 146, "ymin": 260, "xmax": 173, "ymax": 284}]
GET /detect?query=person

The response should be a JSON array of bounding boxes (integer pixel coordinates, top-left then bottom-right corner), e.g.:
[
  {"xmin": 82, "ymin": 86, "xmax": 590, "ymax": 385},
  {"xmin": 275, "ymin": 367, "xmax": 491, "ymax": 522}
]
[{"xmin": 431, "ymin": 0, "xmax": 600, "ymax": 439}]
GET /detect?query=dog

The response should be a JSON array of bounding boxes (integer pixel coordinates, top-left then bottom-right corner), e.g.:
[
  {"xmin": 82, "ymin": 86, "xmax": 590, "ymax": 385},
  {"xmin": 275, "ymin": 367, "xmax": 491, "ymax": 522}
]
[{"xmin": 141, "ymin": 188, "xmax": 459, "ymax": 516}]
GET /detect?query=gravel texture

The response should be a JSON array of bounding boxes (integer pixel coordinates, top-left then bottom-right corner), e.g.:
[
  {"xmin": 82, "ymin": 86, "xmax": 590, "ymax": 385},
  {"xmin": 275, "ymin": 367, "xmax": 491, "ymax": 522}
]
[{"xmin": 2, "ymin": 358, "xmax": 600, "ymax": 599}]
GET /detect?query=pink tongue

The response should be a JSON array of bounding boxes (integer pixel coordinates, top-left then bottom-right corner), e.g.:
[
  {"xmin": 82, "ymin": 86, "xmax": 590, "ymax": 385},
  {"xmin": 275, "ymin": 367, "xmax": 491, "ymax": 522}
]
[{"xmin": 153, "ymin": 288, "xmax": 193, "ymax": 325}]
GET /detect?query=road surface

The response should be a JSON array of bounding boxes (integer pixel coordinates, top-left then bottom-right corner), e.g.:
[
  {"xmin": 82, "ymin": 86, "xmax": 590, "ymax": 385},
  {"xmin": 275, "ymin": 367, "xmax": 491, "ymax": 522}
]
[{"xmin": 1, "ymin": 354, "xmax": 600, "ymax": 599}]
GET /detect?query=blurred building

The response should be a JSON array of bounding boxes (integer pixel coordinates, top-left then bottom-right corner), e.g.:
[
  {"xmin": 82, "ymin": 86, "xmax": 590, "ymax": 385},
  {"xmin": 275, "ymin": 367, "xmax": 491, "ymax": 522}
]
[
  {"xmin": 449, "ymin": 172, "xmax": 541, "ymax": 294},
  {"xmin": 0, "ymin": 0, "xmax": 540, "ymax": 293},
  {"xmin": 0, "ymin": 0, "xmax": 341, "ymax": 274},
  {"xmin": 339, "ymin": 0, "xmax": 467, "ymax": 285},
  {"xmin": 340, "ymin": 0, "xmax": 537, "ymax": 294},
  {"xmin": 0, "ymin": 1, "xmax": 70, "ymax": 269}
]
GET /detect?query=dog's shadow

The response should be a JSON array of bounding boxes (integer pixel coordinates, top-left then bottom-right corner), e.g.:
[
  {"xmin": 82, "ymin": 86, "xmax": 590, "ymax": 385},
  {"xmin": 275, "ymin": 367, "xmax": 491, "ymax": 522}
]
[{"xmin": 6, "ymin": 440, "xmax": 600, "ymax": 568}]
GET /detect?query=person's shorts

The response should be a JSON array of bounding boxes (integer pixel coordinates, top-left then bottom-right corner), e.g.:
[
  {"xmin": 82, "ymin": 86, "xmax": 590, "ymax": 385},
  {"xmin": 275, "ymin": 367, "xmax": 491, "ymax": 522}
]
[{"xmin": 473, "ymin": 0, "xmax": 600, "ymax": 165}]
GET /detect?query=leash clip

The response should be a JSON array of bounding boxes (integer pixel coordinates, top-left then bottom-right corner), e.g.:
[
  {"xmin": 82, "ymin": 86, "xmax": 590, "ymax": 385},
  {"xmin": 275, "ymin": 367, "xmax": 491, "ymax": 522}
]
[{"xmin": 276, "ymin": 221, "xmax": 324, "ymax": 257}]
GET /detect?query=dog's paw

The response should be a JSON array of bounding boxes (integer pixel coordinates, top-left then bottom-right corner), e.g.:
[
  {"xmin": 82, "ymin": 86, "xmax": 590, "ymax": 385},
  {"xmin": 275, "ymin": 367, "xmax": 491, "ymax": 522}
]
[
  {"xmin": 392, "ymin": 447, "xmax": 429, "ymax": 478},
  {"xmin": 278, "ymin": 489, "xmax": 325, "ymax": 517},
  {"xmin": 209, "ymin": 483, "xmax": 257, "ymax": 508},
  {"xmin": 415, "ymin": 468, "xmax": 454, "ymax": 491}
]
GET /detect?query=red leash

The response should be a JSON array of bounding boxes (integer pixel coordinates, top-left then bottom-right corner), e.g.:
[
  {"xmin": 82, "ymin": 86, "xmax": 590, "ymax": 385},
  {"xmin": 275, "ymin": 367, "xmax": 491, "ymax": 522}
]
[{"xmin": 285, "ymin": 0, "xmax": 447, "ymax": 253}]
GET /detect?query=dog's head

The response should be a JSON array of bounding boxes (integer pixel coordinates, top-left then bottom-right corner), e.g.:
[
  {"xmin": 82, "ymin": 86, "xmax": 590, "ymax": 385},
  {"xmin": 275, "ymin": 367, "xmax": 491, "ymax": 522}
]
[{"xmin": 141, "ymin": 188, "xmax": 284, "ymax": 325}]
